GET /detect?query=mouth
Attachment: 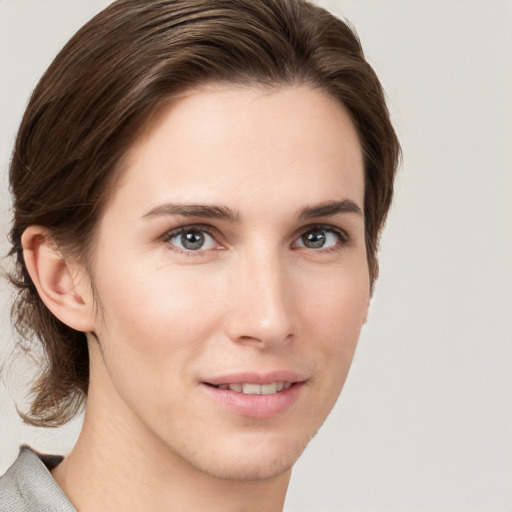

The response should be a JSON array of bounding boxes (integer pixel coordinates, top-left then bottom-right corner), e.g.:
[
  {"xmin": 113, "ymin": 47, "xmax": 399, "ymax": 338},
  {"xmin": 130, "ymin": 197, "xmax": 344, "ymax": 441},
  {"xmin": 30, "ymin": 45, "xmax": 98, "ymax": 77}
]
[
  {"xmin": 201, "ymin": 373, "xmax": 306, "ymax": 418},
  {"xmin": 207, "ymin": 381, "xmax": 294, "ymax": 394}
]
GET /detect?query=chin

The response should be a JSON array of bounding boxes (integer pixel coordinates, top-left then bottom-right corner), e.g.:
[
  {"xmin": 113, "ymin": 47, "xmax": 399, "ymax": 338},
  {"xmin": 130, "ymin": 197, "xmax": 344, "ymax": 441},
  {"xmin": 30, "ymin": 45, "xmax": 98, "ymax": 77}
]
[
  {"xmin": 186, "ymin": 427, "xmax": 318, "ymax": 482},
  {"xmin": 200, "ymin": 452, "xmax": 295, "ymax": 482},
  {"xmin": 205, "ymin": 460, "xmax": 292, "ymax": 482}
]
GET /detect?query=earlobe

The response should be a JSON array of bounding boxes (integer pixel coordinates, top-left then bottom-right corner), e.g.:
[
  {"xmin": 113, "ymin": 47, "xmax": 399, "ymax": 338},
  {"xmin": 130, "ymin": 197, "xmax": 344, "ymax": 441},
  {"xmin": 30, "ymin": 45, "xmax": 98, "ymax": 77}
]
[{"xmin": 21, "ymin": 226, "xmax": 95, "ymax": 333}]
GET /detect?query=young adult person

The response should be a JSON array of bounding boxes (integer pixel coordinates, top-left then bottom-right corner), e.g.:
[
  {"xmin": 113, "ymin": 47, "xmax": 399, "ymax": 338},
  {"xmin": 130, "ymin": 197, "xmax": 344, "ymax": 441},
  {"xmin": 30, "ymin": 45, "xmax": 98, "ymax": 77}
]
[{"xmin": 0, "ymin": 0, "xmax": 400, "ymax": 510}]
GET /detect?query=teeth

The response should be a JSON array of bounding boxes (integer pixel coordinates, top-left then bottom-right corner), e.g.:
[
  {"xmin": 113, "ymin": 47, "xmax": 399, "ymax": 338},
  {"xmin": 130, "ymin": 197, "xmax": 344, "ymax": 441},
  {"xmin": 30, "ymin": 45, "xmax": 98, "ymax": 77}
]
[
  {"xmin": 242, "ymin": 383, "xmax": 261, "ymax": 394},
  {"xmin": 260, "ymin": 383, "xmax": 278, "ymax": 394},
  {"xmin": 215, "ymin": 382, "xmax": 292, "ymax": 394}
]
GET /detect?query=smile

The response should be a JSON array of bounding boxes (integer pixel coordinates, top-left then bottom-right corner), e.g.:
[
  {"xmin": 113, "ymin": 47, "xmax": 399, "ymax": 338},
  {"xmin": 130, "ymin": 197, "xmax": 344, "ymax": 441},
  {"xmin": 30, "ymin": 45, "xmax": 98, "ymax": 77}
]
[
  {"xmin": 212, "ymin": 382, "xmax": 293, "ymax": 394},
  {"xmin": 202, "ymin": 377, "xmax": 305, "ymax": 418}
]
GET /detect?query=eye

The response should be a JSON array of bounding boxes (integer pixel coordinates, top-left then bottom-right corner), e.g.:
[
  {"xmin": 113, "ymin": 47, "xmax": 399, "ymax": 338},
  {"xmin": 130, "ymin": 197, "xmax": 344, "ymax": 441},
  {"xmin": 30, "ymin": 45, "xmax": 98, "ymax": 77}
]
[
  {"xmin": 165, "ymin": 227, "xmax": 218, "ymax": 252},
  {"xmin": 294, "ymin": 226, "xmax": 348, "ymax": 250}
]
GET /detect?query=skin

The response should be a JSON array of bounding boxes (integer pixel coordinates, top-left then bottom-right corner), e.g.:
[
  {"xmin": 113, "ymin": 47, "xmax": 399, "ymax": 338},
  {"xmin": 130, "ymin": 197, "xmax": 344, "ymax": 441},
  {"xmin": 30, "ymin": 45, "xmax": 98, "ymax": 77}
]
[{"xmin": 27, "ymin": 84, "xmax": 369, "ymax": 511}]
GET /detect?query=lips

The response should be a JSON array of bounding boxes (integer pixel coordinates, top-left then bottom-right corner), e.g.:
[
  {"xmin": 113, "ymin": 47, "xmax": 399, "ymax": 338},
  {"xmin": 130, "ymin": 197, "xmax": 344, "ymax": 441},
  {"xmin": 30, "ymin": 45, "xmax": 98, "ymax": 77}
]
[{"xmin": 201, "ymin": 371, "xmax": 307, "ymax": 418}]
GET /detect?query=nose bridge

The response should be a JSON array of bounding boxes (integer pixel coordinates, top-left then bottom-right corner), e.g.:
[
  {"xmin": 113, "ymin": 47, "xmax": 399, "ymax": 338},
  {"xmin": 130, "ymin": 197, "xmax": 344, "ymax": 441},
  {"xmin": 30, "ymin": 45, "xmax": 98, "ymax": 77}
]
[{"xmin": 225, "ymin": 243, "xmax": 294, "ymax": 345}]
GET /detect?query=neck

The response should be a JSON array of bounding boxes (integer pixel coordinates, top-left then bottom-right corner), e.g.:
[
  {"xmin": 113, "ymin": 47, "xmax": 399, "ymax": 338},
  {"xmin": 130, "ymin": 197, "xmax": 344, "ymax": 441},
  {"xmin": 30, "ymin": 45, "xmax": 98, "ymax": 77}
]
[{"xmin": 51, "ymin": 345, "xmax": 291, "ymax": 512}]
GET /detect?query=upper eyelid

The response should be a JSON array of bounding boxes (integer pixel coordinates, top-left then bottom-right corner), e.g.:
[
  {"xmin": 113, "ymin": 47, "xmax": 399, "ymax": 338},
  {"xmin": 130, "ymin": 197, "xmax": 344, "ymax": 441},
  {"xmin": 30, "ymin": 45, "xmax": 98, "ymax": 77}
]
[
  {"xmin": 295, "ymin": 223, "xmax": 350, "ymax": 240},
  {"xmin": 291, "ymin": 225, "xmax": 351, "ymax": 253},
  {"xmin": 162, "ymin": 223, "xmax": 217, "ymax": 240},
  {"xmin": 161, "ymin": 225, "xmax": 222, "ymax": 255}
]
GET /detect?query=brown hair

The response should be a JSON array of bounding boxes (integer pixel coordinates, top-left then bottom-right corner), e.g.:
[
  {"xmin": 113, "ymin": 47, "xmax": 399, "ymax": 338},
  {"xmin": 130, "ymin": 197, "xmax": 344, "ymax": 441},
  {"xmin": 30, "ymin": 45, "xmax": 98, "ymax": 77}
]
[{"xmin": 8, "ymin": 0, "xmax": 400, "ymax": 426}]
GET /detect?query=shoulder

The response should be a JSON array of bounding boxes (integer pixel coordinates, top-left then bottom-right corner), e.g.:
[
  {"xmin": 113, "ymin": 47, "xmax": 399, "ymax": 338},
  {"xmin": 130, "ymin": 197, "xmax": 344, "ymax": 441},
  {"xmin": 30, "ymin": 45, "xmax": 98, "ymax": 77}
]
[{"xmin": 0, "ymin": 446, "xmax": 75, "ymax": 511}]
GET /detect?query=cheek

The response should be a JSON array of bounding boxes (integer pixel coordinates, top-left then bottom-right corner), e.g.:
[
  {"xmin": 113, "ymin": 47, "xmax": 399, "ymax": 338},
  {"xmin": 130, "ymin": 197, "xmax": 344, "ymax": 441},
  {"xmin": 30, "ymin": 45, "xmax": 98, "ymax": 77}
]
[
  {"xmin": 302, "ymin": 258, "xmax": 369, "ymax": 323},
  {"xmin": 299, "ymin": 263, "xmax": 369, "ymax": 369},
  {"xmin": 92, "ymin": 259, "xmax": 224, "ymax": 382},
  {"xmin": 88, "ymin": 262, "xmax": 228, "ymax": 428}
]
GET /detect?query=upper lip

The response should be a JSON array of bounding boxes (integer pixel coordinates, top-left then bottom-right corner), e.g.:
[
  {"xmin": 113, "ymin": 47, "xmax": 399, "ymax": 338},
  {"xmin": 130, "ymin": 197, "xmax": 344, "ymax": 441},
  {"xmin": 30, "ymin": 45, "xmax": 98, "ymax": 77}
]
[{"xmin": 202, "ymin": 371, "xmax": 307, "ymax": 386}]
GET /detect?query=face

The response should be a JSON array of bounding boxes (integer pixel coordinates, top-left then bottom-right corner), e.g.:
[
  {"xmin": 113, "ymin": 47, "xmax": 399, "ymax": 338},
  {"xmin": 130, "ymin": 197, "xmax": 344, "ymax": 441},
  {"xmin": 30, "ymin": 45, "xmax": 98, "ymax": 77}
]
[{"xmin": 84, "ymin": 85, "xmax": 369, "ymax": 481}]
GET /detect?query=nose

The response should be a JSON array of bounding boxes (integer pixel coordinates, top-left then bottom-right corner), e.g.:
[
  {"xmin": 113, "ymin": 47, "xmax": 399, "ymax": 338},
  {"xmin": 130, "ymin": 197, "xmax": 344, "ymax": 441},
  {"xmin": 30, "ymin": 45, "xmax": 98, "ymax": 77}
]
[{"xmin": 223, "ymin": 248, "xmax": 295, "ymax": 348}]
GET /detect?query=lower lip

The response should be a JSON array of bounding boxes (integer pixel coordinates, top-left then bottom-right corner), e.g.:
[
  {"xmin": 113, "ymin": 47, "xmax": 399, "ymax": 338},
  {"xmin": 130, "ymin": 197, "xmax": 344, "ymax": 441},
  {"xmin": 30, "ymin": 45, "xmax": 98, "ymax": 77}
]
[{"xmin": 201, "ymin": 382, "xmax": 305, "ymax": 419}]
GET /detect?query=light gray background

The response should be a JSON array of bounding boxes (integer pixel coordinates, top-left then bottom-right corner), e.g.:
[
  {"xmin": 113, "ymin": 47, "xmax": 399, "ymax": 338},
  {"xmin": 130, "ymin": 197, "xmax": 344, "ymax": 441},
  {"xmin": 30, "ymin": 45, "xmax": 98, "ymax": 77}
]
[{"xmin": 1, "ymin": 1, "xmax": 511, "ymax": 511}]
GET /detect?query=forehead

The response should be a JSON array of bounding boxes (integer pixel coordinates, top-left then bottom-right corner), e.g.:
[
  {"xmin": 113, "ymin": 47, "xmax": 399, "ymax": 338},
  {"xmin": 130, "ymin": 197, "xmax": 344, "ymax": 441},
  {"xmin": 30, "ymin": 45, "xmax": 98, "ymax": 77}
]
[{"xmin": 105, "ymin": 84, "xmax": 364, "ymax": 220}]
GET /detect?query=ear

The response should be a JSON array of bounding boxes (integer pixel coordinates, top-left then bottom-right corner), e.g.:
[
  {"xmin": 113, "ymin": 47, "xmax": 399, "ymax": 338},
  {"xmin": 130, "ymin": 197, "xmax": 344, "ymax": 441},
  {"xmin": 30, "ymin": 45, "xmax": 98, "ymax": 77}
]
[{"xmin": 21, "ymin": 226, "xmax": 96, "ymax": 333}]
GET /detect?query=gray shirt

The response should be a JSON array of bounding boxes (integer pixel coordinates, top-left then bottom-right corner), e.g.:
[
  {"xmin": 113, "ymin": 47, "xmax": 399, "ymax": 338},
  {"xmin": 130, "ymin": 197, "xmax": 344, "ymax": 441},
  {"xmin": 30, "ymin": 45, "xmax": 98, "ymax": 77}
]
[{"xmin": 0, "ymin": 446, "xmax": 75, "ymax": 512}]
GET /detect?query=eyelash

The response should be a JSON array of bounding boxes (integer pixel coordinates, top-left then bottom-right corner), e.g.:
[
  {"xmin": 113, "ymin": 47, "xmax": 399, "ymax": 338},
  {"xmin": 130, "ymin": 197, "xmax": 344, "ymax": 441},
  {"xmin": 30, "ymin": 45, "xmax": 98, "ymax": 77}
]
[
  {"xmin": 161, "ymin": 224, "xmax": 220, "ymax": 256},
  {"xmin": 161, "ymin": 223, "xmax": 351, "ymax": 255},
  {"xmin": 293, "ymin": 224, "xmax": 351, "ymax": 253}
]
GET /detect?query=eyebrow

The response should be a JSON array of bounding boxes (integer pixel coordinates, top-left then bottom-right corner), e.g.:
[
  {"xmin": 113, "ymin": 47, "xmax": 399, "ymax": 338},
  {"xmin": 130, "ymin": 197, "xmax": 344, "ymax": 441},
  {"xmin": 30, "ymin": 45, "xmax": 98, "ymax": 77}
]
[
  {"xmin": 143, "ymin": 203, "xmax": 238, "ymax": 221},
  {"xmin": 142, "ymin": 199, "xmax": 362, "ymax": 222},
  {"xmin": 298, "ymin": 199, "xmax": 363, "ymax": 219}
]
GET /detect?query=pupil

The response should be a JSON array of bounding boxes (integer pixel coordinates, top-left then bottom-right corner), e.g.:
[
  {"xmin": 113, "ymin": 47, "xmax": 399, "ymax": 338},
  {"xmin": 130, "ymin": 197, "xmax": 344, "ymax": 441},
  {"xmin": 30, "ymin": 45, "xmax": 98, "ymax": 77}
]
[
  {"xmin": 182, "ymin": 231, "xmax": 204, "ymax": 250},
  {"xmin": 304, "ymin": 230, "xmax": 325, "ymax": 248}
]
